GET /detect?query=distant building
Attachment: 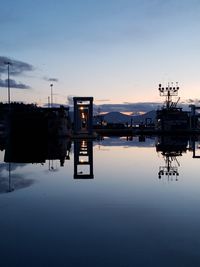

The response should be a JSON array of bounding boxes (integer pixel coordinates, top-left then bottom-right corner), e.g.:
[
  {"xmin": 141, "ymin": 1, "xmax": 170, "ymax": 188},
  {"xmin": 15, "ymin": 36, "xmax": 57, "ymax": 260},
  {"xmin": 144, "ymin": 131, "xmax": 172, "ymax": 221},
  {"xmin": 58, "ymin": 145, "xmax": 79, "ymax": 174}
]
[{"xmin": 0, "ymin": 102, "xmax": 72, "ymax": 138}]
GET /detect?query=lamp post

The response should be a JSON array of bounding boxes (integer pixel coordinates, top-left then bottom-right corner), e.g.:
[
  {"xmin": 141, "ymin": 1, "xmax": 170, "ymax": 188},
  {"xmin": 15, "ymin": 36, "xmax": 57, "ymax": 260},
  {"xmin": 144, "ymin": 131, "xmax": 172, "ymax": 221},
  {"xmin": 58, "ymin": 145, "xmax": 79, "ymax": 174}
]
[
  {"xmin": 50, "ymin": 83, "xmax": 53, "ymax": 108},
  {"xmin": 4, "ymin": 61, "xmax": 12, "ymax": 106}
]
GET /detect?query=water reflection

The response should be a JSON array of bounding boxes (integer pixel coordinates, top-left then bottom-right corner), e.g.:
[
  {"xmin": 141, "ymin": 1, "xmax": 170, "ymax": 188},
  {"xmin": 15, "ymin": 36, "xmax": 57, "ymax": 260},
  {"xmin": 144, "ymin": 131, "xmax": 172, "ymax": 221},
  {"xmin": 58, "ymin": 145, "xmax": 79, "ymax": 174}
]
[
  {"xmin": 0, "ymin": 134, "xmax": 72, "ymax": 193},
  {"xmin": 0, "ymin": 162, "xmax": 34, "ymax": 193},
  {"xmin": 97, "ymin": 135, "xmax": 200, "ymax": 181},
  {"xmin": 156, "ymin": 136, "xmax": 188, "ymax": 181},
  {"xmin": 189, "ymin": 136, "xmax": 200, "ymax": 158},
  {"xmin": 1, "ymin": 134, "xmax": 200, "ymax": 193},
  {"xmin": 1, "ymin": 135, "xmax": 200, "ymax": 267},
  {"xmin": 97, "ymin": 135, "xmax": 155, "ymax": 147},
  {"xmin": 4, "ymin": 135, "xmax": 71, "ymax": 166},
  {"xmin": 74, "ymin": 139, "xmax": 94, "ymax": 179}
]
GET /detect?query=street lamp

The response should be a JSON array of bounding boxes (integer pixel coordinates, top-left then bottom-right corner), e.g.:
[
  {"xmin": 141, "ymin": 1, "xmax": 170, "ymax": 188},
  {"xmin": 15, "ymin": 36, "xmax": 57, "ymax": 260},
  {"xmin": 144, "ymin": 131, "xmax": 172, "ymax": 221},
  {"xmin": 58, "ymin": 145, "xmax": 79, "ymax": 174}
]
[
  {"xmin": 50, "ymin": 83, "xmax": 53, "ymax": 108},
  {"xmin": 4, "ymin": 61, "xmax": 12, "ymax": 106},
  {"xmin": 48, "ymin": 96, "xmax": 50, "ymax": 108}
]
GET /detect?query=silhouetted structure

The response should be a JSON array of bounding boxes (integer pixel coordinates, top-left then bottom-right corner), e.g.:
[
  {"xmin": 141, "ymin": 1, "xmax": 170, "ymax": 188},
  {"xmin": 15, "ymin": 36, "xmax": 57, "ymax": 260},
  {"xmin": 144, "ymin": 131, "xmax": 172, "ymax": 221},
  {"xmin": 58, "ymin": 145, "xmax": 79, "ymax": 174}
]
[
  {"xmin": 189, "ymin": 105, "xmax": 200, "ymax": 130},
  {"xmin": 0, "ymin": 103, "xmax": 71, "ymax": 139},
  {"xmin": 156, "ymin": 83, "xmax": 189, "ymax": 132},
  {"xmin": 74, "ymin": 139, "xmax": 94, "ymax": 179},
  {"xmin": 73, "ymin": 97, "xmax": 93, "ymax": 135},
  {"xmin": 188, "ymin": 136, "xmax": 200, "ymax": 158}
]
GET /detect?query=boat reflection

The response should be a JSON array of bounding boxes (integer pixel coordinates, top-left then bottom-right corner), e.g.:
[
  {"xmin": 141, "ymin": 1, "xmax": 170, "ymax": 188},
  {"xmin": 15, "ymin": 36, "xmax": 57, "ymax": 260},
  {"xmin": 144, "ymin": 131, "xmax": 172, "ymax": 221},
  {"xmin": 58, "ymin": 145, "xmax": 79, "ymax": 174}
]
[
  {"xmin": 156, "ymin": 135, "xmax": 200, "ymax": 181},
  {"xmin": 156, "ymin": 136, "xmax": 186, "ymax": 181}
]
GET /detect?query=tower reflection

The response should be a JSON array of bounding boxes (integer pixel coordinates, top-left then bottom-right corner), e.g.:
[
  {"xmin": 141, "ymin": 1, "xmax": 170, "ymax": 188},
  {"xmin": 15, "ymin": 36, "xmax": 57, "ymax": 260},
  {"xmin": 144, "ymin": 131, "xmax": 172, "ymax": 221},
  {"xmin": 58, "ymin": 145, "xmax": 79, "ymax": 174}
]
[
  {"xmin": 189, "ymin": 136, "xmax": 200, "ymax": 158},
  {"xmin": 74, "ymin": 139, "xmax": 94, "ymax": 179}
]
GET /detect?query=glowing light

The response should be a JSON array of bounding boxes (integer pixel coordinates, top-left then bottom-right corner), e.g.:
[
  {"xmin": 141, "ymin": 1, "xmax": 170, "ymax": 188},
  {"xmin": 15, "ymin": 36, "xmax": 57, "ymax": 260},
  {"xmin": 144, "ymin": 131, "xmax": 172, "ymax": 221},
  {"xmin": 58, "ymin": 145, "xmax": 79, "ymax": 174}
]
[{"xmin": 82, "ymin": 140, "xmax": 86, "ymax": 146}]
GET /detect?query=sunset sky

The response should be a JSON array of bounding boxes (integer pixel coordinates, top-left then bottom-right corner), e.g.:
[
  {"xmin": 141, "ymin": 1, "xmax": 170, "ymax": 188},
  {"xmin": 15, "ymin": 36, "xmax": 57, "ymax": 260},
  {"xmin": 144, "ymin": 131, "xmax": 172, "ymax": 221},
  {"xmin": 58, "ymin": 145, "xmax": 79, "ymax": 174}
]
[{"xmin": 1, "ymin": 0, "xmax": 200, "ymax": 111}]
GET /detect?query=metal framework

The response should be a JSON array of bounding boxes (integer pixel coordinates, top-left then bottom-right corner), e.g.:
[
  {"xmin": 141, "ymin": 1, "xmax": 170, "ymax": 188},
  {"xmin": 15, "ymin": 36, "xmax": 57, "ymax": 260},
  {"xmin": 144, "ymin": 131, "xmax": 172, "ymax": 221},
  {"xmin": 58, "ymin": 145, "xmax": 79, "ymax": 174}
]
[{"xmin": 158, "ymin": 83, "xmax": 179, "ymax": 109}]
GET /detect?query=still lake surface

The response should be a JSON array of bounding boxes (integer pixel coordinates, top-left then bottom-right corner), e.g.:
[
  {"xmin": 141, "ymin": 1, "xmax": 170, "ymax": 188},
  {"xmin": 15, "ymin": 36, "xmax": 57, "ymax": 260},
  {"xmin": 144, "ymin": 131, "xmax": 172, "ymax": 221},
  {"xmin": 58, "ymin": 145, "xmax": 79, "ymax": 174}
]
[{"xmin": 1, "ymin": 136, "xmax": 200, "ymax": 267}]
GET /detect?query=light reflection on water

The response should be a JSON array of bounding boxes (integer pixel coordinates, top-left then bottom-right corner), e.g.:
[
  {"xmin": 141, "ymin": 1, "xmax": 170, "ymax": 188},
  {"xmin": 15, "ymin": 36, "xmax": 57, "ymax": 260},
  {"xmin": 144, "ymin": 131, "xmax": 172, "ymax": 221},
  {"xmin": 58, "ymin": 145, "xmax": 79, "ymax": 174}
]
[{"xmin": 0, "ymin": 136, "xmax": 200, "ymax": 267}]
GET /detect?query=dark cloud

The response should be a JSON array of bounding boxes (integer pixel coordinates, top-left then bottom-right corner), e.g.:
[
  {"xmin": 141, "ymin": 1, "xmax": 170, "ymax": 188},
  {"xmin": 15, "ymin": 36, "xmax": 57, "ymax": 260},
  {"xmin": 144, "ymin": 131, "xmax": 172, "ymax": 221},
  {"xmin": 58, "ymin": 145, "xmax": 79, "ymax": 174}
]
[
  {"xmin": 43, "ymin": 76, "xmax": 59, "ymax": 82},
  {"xmin": 183, "ymin": 98, "xmax": 200, "ymax": 104},
  {"xmin": 0, "ymin": 78, "xmax": 31, "ymax": 89},
  {"xmin": 65, "ymin": 96, "xmax": 194, "ymax": 113},
  {"xmin": 66, "ymin": 96, "xmax": 159, "ymax": 112},
  {"xmin": 95, "ymin": 102, "xmax": 161, "ymax": 113},
  {"xmin": 0, "ymin": 56, "xmax": 34, "ymax": 76},
  {"xmin": 95, "ymin": 100, "xmax": 196, "ymax": 113},
  {"xmin": 186, "ymin": 99, "xmax": 194, "ymax": 103}
]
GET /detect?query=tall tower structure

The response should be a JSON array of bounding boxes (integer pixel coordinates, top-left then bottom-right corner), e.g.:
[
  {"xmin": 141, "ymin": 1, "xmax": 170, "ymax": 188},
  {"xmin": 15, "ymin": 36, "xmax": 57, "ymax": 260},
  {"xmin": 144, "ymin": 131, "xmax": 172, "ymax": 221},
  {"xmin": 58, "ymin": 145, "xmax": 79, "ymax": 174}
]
[{"xmin": 73, "ymin": 97, "xmax": 93, "ymax": 135}]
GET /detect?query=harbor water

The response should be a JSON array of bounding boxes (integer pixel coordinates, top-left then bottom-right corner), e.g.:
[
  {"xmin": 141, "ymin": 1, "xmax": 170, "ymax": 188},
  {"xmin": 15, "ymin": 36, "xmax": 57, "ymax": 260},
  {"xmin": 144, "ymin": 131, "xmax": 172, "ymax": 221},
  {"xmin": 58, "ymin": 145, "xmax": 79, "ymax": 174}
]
[{"xmin": 0, "ymin": 136, "xmax": 200, "ymax": 267}]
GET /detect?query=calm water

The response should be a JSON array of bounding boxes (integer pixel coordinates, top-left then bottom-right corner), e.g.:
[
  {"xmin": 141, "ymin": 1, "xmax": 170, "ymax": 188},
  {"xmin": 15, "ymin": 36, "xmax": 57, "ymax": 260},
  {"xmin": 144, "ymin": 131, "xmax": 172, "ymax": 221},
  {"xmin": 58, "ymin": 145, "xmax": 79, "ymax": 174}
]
[{"xmin": 1, "ymin": 136, "xmax": 200, "ymax": 267}]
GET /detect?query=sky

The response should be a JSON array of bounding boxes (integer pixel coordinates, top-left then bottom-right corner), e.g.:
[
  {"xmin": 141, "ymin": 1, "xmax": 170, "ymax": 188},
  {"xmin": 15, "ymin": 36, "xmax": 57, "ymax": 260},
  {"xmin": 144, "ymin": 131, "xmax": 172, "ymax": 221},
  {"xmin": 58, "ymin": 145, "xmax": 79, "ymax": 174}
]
[{"xmin": 0, "ymin": 0, "xmax": 200, "ymax": 112}]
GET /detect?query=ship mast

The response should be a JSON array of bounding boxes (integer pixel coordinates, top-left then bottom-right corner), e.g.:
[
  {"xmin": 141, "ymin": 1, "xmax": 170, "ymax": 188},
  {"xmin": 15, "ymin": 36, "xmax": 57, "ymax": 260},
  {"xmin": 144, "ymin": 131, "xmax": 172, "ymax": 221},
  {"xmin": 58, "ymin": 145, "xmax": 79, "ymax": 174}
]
[{"xmin": 158, "ymin": 82, "xmax": 179, "ymax": 109}]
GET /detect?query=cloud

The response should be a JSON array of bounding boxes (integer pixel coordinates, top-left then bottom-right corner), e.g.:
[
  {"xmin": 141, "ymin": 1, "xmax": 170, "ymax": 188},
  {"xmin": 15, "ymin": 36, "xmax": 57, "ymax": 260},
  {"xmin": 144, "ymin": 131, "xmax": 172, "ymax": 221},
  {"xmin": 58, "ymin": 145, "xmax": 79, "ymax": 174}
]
[
  {"xmin": 95, "ymin": 102, "xmax": 162, "ymax": 113},
  {"xmin": 65, "ymin": 96, "xmax": 194, "ymax": 114},
  {"xmin": 66, "ymin": 95, "xmax": 111, "ymax": 106},
  {"xmin": 95, "ymin": 99, "xmax": 110, "ymax": 102},
  {"xmin": 0, "ymin": 163, "xmax": 26, "ymax": 172},
  {"xmin": 95, "ymin": 99, "xmax": 198, "ymax": 113},
  {"xmin": 183, "ymin": 98, "xmax": 200, "ymax": 104},
  {"xmin": 43, "ymin": 76, "xmax": 59, "ymax": 82},
  {"xmin": 0, "ymin": 56, "xmax": 34, "ymax": 76},
  {"xmin": 0, "ymin": 78, "xmax": 31, "ymax": 89},
  {"xmin": 67, "ymin": 95, "xmax": 75, "ymax": 105},
  {"xmin": 0, "ymin": 174, "xmax": 35, "ymax": 194}
]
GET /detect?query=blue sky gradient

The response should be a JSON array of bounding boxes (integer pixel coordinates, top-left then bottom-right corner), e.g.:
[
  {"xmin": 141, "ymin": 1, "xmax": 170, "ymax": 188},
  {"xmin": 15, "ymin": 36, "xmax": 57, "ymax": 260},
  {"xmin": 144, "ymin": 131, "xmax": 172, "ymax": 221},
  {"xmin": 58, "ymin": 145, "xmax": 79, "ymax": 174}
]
[{"xmin": 0, "ymin": 0, "xmax": 200, "ymax": 110}]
